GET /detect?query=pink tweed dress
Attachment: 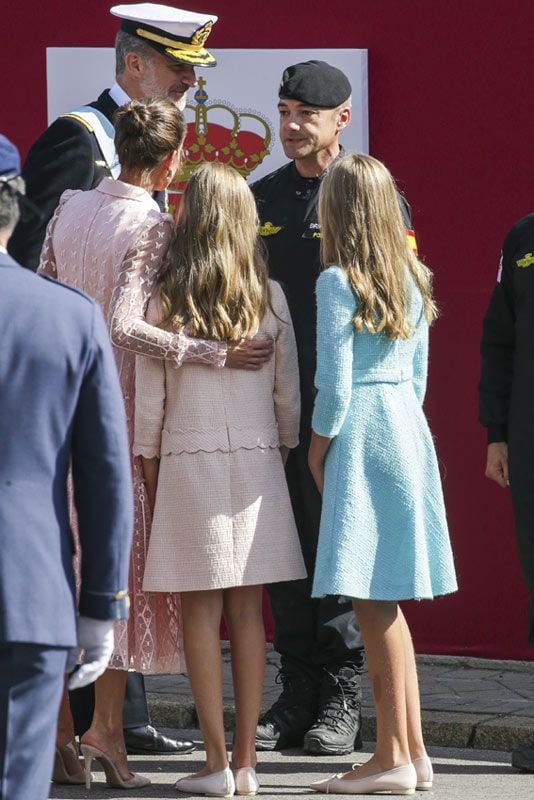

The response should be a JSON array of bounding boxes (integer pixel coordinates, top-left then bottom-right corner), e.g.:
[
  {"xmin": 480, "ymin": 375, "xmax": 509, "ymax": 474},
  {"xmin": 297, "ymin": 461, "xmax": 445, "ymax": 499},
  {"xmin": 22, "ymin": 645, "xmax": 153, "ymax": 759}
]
[{"xmin": 134, "ymin": 281, "xmax": 307, "ymax": 592}]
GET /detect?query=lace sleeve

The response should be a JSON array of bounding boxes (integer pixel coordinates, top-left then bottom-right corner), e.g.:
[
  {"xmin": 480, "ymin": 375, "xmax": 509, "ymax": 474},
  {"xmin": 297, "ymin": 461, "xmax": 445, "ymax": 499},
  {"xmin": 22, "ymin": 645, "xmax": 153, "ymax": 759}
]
[
  {"xmin": 109, "ymin": 217, "xmax": 227, "ymax": 367},
  {"xmin": 37, "ymin": 189, "xmax": 79, "ymax": 278}
]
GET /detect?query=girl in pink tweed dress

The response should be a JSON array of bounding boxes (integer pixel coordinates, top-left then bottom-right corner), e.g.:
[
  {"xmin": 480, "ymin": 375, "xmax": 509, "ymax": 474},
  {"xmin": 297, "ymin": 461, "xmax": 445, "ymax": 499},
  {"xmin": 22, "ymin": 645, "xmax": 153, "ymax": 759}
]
[{"xmin": 134, "ymin": 162, "xmax": 306, "ymax": 796}]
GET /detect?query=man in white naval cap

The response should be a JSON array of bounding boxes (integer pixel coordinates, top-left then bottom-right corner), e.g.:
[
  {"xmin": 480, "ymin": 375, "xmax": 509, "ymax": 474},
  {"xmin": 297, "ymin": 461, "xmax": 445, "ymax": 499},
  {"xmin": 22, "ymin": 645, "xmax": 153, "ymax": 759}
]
[
  {"xmin": 9, "ymin": 3, "xmax": 216, "ymax": 270},
  {"xmin": 9, "ymin": 3, "xmax": 275, "ymax": 770}
]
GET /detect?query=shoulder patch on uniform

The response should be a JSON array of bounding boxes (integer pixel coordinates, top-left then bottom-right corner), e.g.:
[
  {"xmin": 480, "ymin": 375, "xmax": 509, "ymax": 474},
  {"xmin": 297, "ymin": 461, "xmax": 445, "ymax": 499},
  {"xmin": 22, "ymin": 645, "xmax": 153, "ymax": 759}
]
[
  {"xmin": 516, "ymin": 252, "xmax": 534, "ymax": 268},
  {"xmin": 260, "ymin": 221, "xmax": 283, "ymax": 236},
  {"xmin": 60, "ymin": 113, "xmax": 94, "ymax": 133},
  {"xmin": 406, "ymin": 229, "xmax": 418, "ymax": 254}
]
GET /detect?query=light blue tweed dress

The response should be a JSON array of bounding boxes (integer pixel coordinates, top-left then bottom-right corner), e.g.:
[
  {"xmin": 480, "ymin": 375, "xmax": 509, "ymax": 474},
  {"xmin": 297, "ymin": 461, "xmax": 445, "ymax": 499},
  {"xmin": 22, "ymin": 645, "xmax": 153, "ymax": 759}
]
[{"xmin": 311, "ymin": 266, "xmax": 457, "ymax": 601}]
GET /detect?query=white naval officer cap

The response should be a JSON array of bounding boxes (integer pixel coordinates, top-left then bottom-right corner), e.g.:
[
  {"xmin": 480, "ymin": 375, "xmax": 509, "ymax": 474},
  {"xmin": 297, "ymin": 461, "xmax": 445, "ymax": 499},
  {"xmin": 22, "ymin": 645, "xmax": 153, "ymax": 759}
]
[{"xmin": 110, "ymin": 3, "xmax": 218, "ymax": 67}]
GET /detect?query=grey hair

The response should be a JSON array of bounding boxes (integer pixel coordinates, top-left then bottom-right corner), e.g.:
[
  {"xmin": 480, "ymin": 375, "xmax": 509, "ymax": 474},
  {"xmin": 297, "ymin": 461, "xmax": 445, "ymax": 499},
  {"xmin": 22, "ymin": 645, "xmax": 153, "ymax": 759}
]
[
  {"xmin": 0, "ymin": 176, "xmax": 24, "ymax": 236},
  {"xmin": 115, "ymin": 30, "xmax": 155, "ymax": 76}
]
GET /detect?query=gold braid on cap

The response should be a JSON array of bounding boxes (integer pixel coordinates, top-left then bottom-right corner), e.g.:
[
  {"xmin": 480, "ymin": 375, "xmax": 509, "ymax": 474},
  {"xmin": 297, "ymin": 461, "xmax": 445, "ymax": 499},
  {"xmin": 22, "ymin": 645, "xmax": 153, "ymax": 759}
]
[{"xmin": 135, "ymin": 21, "xmax": 212, "ymax": 52}]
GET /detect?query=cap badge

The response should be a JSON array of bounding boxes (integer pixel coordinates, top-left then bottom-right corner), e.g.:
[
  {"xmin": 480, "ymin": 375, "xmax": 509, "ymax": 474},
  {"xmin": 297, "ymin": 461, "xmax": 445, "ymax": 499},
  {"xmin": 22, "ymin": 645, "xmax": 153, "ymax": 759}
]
[{"xmin": 191, "ymin": 21, "xmax": 212, "ymax": 48}]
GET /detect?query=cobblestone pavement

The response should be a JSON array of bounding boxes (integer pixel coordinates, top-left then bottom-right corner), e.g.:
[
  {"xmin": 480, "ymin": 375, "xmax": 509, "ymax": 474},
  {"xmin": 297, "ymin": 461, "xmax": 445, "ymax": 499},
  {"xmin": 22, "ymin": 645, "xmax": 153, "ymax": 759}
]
[{"xmin": 145, "ymin": 645, "xmax": 534, "ymax": 751}]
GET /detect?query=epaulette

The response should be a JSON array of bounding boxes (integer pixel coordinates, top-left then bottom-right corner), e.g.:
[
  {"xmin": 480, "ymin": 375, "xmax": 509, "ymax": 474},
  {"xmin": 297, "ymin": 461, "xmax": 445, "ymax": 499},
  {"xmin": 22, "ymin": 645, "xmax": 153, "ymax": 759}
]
[{"xmin": 60, "ymin": 113, "xmax": 94, "ymax": 133}]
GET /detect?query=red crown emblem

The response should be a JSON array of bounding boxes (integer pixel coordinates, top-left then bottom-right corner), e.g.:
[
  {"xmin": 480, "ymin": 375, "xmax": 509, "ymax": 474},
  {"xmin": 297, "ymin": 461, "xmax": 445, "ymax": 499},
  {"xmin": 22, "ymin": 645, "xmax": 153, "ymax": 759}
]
[{"xmin": 168, "ymin": 77, "xmax": 272, "ymax": 211}]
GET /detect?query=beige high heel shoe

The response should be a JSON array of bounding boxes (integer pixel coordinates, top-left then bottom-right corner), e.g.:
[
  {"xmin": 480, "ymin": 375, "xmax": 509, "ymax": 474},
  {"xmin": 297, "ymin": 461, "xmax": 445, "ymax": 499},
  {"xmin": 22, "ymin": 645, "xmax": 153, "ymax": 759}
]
[
  {"xmin": 52, "ymin": 739, "xmax": 86, "ymax": 785},
  {"xmin": 80, "ymin": 743, "xmax": 151, "ymax": 789}
]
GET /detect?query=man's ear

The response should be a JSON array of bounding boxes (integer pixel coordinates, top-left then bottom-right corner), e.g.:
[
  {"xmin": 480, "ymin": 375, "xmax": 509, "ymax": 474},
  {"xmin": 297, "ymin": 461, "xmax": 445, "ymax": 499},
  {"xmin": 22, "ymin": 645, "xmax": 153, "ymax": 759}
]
[
  {"xmin": 123, "ymin": 51, "xmax": 145, "ymax": 77},
  {"xmin": 337, "ymin": 106, "xmax": 351, "ymax": 132}
]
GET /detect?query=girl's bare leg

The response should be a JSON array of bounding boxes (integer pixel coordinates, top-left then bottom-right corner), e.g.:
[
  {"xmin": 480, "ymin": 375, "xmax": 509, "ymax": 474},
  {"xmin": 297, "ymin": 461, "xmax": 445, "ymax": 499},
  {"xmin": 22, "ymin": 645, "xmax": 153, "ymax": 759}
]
[
  {"xmin": 339, "ymin": 599, "xmax": 410, "ymax": 781},
  {"xmin": 181, "ymin": 589, "xmax": 228, "ymax": 775},
  {"xmin": 398, "ymin": 606, "xmax": 426, "ymax": 760},
  {"xmin": 223, "ymin": 585, "xmax": 265, "ymax": 769}
]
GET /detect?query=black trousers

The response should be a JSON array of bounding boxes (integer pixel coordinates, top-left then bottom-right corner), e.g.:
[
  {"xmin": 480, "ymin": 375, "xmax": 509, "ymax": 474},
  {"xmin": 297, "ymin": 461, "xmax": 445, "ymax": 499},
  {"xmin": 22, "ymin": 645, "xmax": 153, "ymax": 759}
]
[
  {"xmin": 0, "ymin": 643, "xmax": 68, "ymax": 800},
  {"xmin": 267, "ymin": 429, "xmax": 365, "ymax": 682},
  {"xmin": 509, "ymin": 416, "xmax": 534, "ymax": 645},
  {"xmin": 70, "ymin": 671, "xmax": 150, "ymax": 736}
]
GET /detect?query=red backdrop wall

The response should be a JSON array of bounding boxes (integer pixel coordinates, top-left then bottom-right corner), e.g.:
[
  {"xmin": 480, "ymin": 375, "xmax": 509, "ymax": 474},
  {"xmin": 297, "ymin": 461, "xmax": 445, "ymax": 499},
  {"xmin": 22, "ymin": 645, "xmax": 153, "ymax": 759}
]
[{"xmin": 4, "ymin": 0, "xmax": 532, "ymax": 659}]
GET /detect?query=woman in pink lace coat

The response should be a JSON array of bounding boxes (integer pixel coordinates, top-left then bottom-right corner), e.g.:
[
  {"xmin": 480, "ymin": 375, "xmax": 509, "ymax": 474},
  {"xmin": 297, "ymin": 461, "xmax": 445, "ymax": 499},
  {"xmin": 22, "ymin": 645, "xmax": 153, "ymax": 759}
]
[{"xmin": 38, "ymin": 99, "xmax": 272, "ymax": 788}]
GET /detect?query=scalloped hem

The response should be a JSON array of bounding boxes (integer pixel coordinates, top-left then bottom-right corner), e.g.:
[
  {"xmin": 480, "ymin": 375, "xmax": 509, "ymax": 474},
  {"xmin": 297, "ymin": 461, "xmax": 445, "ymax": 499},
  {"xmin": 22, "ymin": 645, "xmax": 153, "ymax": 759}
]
[
  {"xmin": 133, "ymin": 446, "xmax": 160, "ymax": 459},
  {"xmin": 159, "ymin": 442, "xmax": 282, "ymax": 456}
]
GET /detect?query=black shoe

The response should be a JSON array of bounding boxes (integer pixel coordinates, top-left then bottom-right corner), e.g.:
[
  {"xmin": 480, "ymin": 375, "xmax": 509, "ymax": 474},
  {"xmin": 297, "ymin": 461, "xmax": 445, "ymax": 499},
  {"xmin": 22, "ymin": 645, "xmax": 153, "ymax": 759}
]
[
  {"xmin": 512, "ymin": 745, "xmax": 534, "ymax": 772},
  {"xmin": 123, "ymin": 724, "xmax": 195, "ymax": 755},
  {"xmin": 255, "ymin": 669, "xmax": 318, "ymax": 751},
  {"xmin": 303, "ymin": 665, "xmax": 363, "ymax": 755}
]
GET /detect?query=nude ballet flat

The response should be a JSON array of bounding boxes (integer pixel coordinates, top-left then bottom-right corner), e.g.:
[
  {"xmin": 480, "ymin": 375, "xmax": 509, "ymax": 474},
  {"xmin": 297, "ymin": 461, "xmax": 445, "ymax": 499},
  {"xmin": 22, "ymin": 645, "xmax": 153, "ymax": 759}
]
[
  {"xmin": 80, "ymin": 743, "xmax": 151, "ymax": 789},
  {"xmin": 174, "ymin": 766, "xmax": 235, "ymax": 797},
  {"xmin": 310, "ymin": 762, "xmax": 417, "ymax": 795},
  {"xmin": 413, "ymin": 755, "xmax": 433, "ymax": 790},
  {"xmin": 233, "ymin": 767, "xmax": 259, "ymax": 796}
]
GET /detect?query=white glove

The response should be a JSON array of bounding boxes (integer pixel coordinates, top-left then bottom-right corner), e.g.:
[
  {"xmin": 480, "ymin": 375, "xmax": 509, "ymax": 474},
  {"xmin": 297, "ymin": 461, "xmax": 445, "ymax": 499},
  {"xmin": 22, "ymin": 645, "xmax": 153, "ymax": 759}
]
[{"xmin": 67, "ymin": 616, "xmax": 115, "ymax": 690}]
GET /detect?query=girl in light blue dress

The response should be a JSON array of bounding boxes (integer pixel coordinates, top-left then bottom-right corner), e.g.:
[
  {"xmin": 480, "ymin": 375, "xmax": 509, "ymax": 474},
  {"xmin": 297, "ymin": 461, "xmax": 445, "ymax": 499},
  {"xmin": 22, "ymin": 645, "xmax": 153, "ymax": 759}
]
[{"xmin": 309, "ymin": 154, "xmax": 457, "ymax": 796}]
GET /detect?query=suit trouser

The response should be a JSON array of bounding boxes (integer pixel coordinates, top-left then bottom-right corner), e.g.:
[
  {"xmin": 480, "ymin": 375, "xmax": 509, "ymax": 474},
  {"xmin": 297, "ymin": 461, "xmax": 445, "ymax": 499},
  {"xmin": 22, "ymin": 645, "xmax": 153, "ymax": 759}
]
[
  {"xmin": 0, "ymin": 642, "xmax": 68, "ymax": 800},
  {"xmin": 70, "ymin": 672, "xmax": 150, "ymax": 736},
  {"xmin": 267, "ymin": 430, "xmax": 365, "ymax": 682},
  {"xmin": 509, "ymin": 419, "xmax": 534, "ymax": 645}
]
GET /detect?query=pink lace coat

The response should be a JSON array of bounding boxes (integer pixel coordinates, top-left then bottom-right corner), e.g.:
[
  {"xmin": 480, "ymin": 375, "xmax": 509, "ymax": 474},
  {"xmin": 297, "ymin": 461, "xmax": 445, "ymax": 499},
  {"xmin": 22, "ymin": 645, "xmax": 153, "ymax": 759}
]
[{"xmin": 38, "ymin": 178, "xmax": 226, "ymax": 673}]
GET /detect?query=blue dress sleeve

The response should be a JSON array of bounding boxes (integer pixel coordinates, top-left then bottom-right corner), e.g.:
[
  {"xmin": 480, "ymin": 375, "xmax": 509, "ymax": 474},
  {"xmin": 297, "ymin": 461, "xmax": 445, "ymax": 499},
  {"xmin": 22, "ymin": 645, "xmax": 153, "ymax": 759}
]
[{"xmin": 312, "ymin": 266, "xmax": 356, "ymax": 437}]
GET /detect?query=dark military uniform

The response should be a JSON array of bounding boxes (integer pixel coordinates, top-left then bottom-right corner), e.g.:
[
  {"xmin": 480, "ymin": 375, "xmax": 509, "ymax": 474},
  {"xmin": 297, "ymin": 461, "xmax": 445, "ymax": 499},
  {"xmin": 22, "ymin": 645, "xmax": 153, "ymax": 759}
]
[
  {"xmin": 480, "ymin": 215, "xmax": 534, "ymax": 644},
  {"xmin": 252, "ymin": 159, "xmax": 413, "ymax": 679},
  {"xmin": 8, "ymin": 90, "xmax": 117, "ymax": 270}
]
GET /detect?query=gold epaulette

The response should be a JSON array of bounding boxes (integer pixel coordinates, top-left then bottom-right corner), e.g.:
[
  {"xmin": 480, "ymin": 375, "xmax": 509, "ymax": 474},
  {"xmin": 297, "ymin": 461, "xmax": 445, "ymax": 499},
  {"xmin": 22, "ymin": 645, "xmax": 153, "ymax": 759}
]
[{"xmin": 60, "ymin": 113, "xmax": 94, "ymax": 133}]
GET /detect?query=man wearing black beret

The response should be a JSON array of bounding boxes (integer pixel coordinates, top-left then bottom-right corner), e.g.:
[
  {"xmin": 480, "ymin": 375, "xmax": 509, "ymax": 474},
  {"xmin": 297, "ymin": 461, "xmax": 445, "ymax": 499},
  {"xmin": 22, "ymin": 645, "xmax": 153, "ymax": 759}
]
[{"xmin": 252, "ymin": 59, "xmax": 415, "ymax": 756}]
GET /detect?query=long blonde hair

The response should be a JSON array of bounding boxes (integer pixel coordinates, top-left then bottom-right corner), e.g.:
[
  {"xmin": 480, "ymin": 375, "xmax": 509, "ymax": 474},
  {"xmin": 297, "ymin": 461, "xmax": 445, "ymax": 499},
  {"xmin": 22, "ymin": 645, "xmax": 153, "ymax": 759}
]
[
  {"xmin": 158, "ymin": 162, "xmax": 270, "ymax": 340},
  {"xmin": 319, "ymin": 153, "xmax": 437, "ymax": 339}
]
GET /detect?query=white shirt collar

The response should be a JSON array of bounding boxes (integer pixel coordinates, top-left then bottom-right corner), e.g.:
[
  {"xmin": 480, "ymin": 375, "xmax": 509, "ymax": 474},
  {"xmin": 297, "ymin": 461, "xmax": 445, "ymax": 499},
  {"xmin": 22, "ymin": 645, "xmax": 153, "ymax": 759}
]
[
  {"xmin": 0, "ymin": 245, "xmax": 7, "ymax": 254},
  {"xmin": 108, "ymin": 82, "xmax": 131, "ymax": 109}
]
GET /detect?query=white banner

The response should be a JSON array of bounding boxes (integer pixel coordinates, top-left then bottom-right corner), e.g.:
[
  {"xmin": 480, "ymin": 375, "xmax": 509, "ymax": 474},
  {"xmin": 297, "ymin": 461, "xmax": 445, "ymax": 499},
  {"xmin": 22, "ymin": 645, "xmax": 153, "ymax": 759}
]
[{"xmin": 47, "ymin": 48, "xmax": 368, "ymax": 184}]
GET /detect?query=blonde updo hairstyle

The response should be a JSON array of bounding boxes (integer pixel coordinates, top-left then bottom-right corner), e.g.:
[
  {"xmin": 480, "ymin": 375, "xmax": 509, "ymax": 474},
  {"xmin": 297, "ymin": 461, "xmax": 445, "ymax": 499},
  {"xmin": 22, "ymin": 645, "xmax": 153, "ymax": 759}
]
[
  {"xmin": 319, "ymin": 153, "xmax": 437, "ymax": 339},
  {"xmin": 113, "ymin": 97, "xmax": 186, "ymax": 176},
  {"xmin": 158, "ymin": 162, "xmax": 271, "ymax": 341}
]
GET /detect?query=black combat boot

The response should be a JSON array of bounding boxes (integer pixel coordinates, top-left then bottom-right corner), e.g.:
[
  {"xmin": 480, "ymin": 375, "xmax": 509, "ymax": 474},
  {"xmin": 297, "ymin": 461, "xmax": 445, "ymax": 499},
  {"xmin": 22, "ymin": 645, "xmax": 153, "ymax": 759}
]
[
  {"xmin": 255, "ymin": 668, "xmax": 318, "ymax": 751},
  {"xmin": 303, "ymin": 665, "xmax": 363, "ymax": 755}
]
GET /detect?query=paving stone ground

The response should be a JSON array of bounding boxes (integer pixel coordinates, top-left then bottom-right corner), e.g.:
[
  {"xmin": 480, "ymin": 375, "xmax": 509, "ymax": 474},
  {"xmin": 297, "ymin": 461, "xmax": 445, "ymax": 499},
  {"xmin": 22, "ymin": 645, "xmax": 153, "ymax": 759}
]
[
  {"xmin": 49, "ymin": 736, "xmax": 534, "ymax": 800},
  {"xmin": 145, "ymin": 644, "xmax": 534, "ymax": 752}
]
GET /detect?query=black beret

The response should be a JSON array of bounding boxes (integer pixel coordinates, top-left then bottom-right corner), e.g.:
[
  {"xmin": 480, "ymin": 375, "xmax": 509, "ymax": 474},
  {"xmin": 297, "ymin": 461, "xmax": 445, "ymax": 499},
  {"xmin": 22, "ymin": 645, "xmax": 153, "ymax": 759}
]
[{"xmin": 278, "ymin": 60, "xmax": 352, "ymax": 108}]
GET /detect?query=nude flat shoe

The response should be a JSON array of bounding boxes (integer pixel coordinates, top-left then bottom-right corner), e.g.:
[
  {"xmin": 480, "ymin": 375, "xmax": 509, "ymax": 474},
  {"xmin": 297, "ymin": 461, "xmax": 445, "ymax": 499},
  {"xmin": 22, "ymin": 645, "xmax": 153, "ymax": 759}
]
[
  {"xmin": 412, "ymin": 755, "xmax": 433, "ymax": 790},
  {"xmin": 80, "ymin": 743, "xmax": 150, "ymax": 789},
  {"xmin": 309, "ymin": 762, "xmax": 417, "ymax": 795},
  {"xmin": 174, "ymin": 766, "xmax": 235, "ymax": 797},
  {"xmin": 233, "ymin": 767, "xmax": 259, "ymax": 796}
]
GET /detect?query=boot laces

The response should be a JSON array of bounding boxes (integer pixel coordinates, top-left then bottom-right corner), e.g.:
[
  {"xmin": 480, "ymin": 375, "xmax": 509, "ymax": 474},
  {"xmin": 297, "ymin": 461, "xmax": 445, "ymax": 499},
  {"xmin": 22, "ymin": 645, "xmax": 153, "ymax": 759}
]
[{"xmin": 317, "ymin": 668, "xmax": 360, "ymax": 726}]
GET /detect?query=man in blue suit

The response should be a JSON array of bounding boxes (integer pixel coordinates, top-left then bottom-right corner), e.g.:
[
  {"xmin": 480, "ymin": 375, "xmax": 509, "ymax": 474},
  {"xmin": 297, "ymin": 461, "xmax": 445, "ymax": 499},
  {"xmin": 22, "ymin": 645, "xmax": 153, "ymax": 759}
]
[{"xmin": 0, "ymin": 134, "xmax": 133, "ymax": 800}]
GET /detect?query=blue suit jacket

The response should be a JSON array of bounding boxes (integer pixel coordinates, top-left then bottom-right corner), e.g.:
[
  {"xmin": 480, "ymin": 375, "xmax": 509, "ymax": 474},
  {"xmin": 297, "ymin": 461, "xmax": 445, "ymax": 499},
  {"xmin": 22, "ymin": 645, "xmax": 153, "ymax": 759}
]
[{"xmin": 0, "ymin": 252, "xmax": 133, "ymax": 647}]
